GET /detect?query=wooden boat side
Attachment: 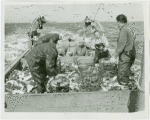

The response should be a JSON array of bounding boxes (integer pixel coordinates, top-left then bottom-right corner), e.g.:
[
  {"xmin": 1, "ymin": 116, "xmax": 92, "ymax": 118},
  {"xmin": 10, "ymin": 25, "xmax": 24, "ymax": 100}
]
[{"xmin": 5, "ymin": 49, "xmax": 30, "ymax": 79}]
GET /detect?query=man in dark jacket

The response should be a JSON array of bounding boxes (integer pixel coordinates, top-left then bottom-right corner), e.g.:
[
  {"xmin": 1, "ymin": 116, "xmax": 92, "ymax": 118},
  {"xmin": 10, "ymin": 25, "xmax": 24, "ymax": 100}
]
[
  {"xmin": 25, "ymin": 34, "xmax": 60, "ymax": 93},
  {"xmin": 37, "ymin": 33, "xmax": 62, "ymax": 44},
  {"xmin": 35, "ymin": 33, "xmax": 63, "ymax": 47},
  {"xmin": 112, "ymin": 14, "xmax": 136, "ymax": 86},
  {"xmin": 94, "ymin": 43, "xmax": 109, "ymax": 63}
]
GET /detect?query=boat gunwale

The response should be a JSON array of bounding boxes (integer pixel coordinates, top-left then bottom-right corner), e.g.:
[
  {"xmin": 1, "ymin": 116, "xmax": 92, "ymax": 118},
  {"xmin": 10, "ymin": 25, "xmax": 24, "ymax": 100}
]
[{"xmin": 4, "ymin": 90, "xmax": 134, "ymax": 96}]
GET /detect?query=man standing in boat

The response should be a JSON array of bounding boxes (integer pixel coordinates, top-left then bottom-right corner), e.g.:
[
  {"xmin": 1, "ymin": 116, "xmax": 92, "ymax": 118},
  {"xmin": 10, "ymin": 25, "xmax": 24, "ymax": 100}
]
[
  {"xmin": 111, "ymin": 14, "xmax": 136, "ymax": 86},
  {"xmin": 28, "ymin": 16, "xmax": 47, "ymax": 50},
  {"xmin": 25, "ymin": 34, "xmax": 62, "ymax": 93}
]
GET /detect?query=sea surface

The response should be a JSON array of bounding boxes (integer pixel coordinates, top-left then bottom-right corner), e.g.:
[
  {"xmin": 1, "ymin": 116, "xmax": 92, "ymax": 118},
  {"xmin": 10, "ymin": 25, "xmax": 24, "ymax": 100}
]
[{"xmin": 5, "ymin": 22, "xmax": 144, "ymax": 68}]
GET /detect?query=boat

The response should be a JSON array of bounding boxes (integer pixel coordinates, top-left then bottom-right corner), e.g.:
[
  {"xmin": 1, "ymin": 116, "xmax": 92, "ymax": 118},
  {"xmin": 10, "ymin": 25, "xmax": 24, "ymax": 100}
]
[
  {"xmin": 4, "ymin": 18, "xmax": 144, "ymax": 112},
  {"xmin": 4, "ymin": 41, "xmax": 144, "ymax": 112}
]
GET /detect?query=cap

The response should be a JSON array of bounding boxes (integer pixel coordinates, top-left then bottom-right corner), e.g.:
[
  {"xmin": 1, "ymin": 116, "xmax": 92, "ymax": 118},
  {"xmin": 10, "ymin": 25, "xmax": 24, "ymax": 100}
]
[
  {"xmin": 84, "ymin": 16, "xmax": 91, "ymax": 23},
  {"xmin": 40, "ymin": 16, "xmax": 48, "ymax": 23}
]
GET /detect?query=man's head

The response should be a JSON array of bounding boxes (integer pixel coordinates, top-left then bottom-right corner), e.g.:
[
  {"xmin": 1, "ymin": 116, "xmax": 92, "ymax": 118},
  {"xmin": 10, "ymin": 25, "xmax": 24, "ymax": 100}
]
[
  {"xmin": 52, "ymin": 34, "xmax": 60, "ymax": 44},
  {"xmin": 116, "ymin": 14, "xmax": 127, "ymax": 29},
  {"xmin": 94, "ymin": 31, "xmax": 100, "ymax": 39},
  {"xmin": 38, "ymin": 16, "xmax": 47, "ymax": 29},
  {"xmin": 68, "ymin": 38, "xmax": 72, "ymax": 42},
  {"xmin": 84, "ymin": 16, "xmax": 91, "ymax": 27},
  {"xmin": 40, "ymin": 16, "xmax": 47, "ymax": 24},
  {"xmin": 78, "ymin": 41, "xmax": 84, "ymax": 47}
]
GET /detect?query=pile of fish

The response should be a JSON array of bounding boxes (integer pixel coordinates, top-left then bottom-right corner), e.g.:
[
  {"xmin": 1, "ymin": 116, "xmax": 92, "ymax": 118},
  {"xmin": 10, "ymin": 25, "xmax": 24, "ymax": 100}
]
[
  {"xmin": 5, "ymin": 58, "xmax": 138, "ymax": 94},
  {"xmin": 5, "ymin": 70, "xmax": 35, "ymax": 94},
  {"xmin": 46, "ymin": 71, "xmax": 80, "ymax": 93}
]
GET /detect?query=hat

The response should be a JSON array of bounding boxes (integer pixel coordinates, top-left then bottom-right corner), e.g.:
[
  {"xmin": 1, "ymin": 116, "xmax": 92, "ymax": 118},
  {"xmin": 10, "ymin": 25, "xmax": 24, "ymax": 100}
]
[
  {"xmin": 40, "ymin": 16, "xmax": 48, "ymax": 23},
  {"xmin": 84, "ymin": 16, "xmax": 91, "ymax": 23}
]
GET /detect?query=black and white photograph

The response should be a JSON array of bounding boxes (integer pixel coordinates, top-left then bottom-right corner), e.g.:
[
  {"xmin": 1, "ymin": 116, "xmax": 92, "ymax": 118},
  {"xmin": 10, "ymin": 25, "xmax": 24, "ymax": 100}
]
[{"xmin": 1, "ymin": 0, "xmax": 149, "ymax": 119}]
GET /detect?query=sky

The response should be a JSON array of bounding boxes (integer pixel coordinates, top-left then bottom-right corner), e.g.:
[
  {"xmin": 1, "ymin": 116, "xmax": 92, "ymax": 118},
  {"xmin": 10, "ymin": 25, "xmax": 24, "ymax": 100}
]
[{"xmin": 5, "ymin": 2, "xmax": 144, "ymax": 23}]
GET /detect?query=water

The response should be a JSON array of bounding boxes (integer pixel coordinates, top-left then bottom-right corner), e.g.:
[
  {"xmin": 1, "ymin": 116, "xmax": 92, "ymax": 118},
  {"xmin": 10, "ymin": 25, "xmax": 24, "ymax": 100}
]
[{"xmin": 5, "ymin": 22, "xmax": 144, "ymax": 68}]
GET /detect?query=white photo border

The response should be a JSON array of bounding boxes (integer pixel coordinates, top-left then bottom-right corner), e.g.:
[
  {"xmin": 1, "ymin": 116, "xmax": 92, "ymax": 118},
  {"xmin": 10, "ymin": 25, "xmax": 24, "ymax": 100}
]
[{"xmin": 1, "ymin": 0, "xmax": 149, "ymax": 119}]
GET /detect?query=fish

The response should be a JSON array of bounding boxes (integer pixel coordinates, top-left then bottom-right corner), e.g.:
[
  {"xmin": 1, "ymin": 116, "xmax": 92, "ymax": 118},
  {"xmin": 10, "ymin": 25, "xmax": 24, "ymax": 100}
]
[{"xmin": 12, "ymin": 90, "xmax": 25, "ymax": 94}]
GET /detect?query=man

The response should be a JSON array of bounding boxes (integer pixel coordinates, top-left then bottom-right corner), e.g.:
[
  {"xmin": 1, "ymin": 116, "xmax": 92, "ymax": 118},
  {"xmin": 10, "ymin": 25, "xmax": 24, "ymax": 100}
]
[
  {"xmin": 35, "ymin": 33, "xmax": 63, "ymax": 46},
  {"xmin": 111, "ymin": 14, "xmax": 136, "ymax": 86},
  {"xmin": 74, "ymin": 41, "xmax": 87, "ymax": 56},
  {"xmin": 25, "ymin": 34, "xmax": 60, "ymax": 93},
  {"xmin": 28, "ymin": 16, "xmax": 47, "ymax": 50}
]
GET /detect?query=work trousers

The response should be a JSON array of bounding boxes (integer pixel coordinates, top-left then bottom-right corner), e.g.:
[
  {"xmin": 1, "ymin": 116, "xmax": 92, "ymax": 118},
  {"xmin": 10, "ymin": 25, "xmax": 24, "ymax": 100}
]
[
  {"xmin": 27, "ymin": 59, "xmax": 47, "ymax": 93},
  {"xmin": 117, "ymin": 48, "xmax": 136, "ymax": 85}
]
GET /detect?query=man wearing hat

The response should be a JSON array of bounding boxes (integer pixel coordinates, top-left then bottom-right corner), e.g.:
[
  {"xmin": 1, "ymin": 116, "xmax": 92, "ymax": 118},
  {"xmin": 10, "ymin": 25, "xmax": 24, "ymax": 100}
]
[
  {"xmin": 25, "ymin": 34, "xmax": 61, "ymax": 93},
  {"xmin": 28, "ymin": 16, "xmax": 48, "ymax": 49},
  {"xmin": 74, "ymin": 41, "xmax": 87, "ymax": 56},
  {"xmin": 35, "ymin": 33, "xmax": 63, "ymax": 46}
]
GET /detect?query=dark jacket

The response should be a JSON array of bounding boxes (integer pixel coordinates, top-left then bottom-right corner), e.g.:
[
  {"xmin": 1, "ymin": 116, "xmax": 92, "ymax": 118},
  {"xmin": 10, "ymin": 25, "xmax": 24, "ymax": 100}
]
[
  {"xmin": 25, "ymin": 41, "xmax": 58, "ymax": 76},
  {"xmin": 115, "ymin": 24, "xmax": 136, "ymax": 57},
  {"xmin": 36, "ymin": 33, "xmax": 59, "ymax": 45}
]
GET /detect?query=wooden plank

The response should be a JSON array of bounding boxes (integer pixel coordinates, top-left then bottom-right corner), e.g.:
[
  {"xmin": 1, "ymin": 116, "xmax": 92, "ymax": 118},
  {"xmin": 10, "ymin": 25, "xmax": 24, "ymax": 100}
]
[
  {"xmin": 5, "ymin": 91, "xmax": 130, "ymax": 112},
  {"xmin": 5, "ymin": 49, "xmax": 29, "ymax": 78}
]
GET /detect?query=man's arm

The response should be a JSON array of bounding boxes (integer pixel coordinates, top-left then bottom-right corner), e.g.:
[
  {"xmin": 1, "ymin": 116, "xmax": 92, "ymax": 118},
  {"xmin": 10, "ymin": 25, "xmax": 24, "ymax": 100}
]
[
  {"xmin": 46, "ymin": 51, "xmax": 57, "ymax": 77},
  {"xmin": 115, "ymin": 29, "xmax": 127, "ymax": 57}
]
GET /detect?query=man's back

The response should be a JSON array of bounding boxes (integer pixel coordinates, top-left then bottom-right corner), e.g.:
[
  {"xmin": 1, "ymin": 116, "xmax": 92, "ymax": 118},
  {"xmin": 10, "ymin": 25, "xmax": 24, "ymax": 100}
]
[
  {"xmin": 38, "ymin": 33, "xmax": 59, "ymax": 44},
  {"xmin": 26, "ymin": 41, "xmax": 57, "ymax": 63}
]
